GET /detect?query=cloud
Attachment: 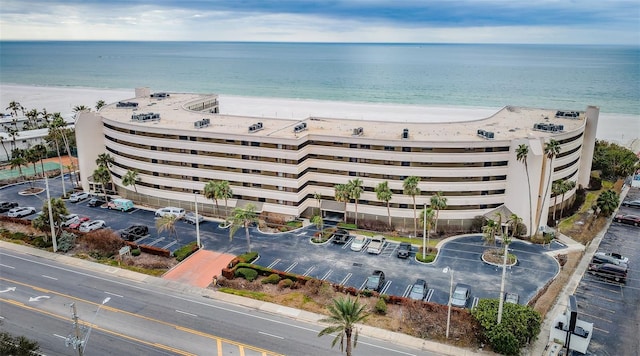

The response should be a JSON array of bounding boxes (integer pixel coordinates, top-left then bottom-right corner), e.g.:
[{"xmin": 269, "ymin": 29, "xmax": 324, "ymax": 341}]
[{"xmin": 1, "ymin": 0, "xmax": 638, "ymax": 44}]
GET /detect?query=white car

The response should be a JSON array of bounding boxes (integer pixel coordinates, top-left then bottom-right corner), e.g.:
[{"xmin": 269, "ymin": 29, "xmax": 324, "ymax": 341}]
[
  {"xmin": 350, "ymin": 235, "xmax": 368, "ymax": 251},
  {"xmin": 155, "ymin": 207, "xmax": 185, "ymax": 219},
  {"xmin": 79, "ymin": 220, "xmax": 106, "ymax": 232},
  {"xmin": 183, "ymin": 212, "xmax": 204, "ymax": 224},
  {"xmin": 69, "ymin": 191, "xmax": 90, "ymax": 202},
  {"xmin": 7, "ymin": 206, "xmax": 36, "ymax": 218},
  {"xmin": 594, "ymin": 252, "xmax": 629, "ymax": 265}
]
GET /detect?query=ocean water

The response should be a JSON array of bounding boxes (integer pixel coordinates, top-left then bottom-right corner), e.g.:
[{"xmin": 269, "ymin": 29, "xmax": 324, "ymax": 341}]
[{"xmin": 0, "ymin": 41, "xmax": 638, "ymax": 115}]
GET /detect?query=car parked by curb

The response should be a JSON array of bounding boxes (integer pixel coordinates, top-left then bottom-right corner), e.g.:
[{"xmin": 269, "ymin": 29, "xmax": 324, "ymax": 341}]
[
  {"xmin": 79, "ymin": 220, "xmax": 106, "ymax": 233},
  {"xmin": 397, "ymin": 242, "xmax": 412, "ymax": 258},
  {"xmin": 621, "ymin": 199, "xmax": 640, "ymax": 209},
  {"xmin": 0, "ymin": 201, "xmax": 19, "ymax": 213},
  {"xmin": 183, "ymin": 212, "xmax": 204, "ymax": 224},
  {"xmin": 614, "ymin": 214, "xmax": 640, "ymax": 226}
]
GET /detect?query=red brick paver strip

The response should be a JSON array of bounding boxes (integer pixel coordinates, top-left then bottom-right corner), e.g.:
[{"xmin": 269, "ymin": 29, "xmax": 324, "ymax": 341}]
[{"xmin": 162, "ymin": 250, "xmax": 236, "ymax": 288}]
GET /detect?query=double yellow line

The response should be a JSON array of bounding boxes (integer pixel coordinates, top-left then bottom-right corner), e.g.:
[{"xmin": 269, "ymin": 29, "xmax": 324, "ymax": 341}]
[{"xmin": 0, "ymin": 277, "xmax": 282, "ymax": 356}]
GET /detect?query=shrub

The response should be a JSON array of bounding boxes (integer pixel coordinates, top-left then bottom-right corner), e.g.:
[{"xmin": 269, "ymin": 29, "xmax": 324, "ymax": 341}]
[
  {"xmin": 360, "ymin": 289, "xmax": 373, "ymax": 298},
  {"xmin": 415, "ymin": 249, "xmax": 436, "ymax": 263},
  {"xmin": 277, "ymin": 278, "xmax": 294, "ymax": 290},
  {"xmin": 131, "ymin": 248, "xmax": 141, "ymax": 256},
  {"xmin": 81, "ymin": 230, "xmax": 124, "ymax": 258},
  {"xmin": 588, "ymin": 175, "xmax": 602, "ymax": 190},
  {"xmin": 57, "ymin": 231, "xmax": 77, "ymax": 252},
  {"xmin": 337, "ymin": 222, "xmax": 357, "ymax": 230},
  {"xmin": 375, "ymin": 297, "xmax": 387, "ymax": 315},
  {"xmin": 262, "ymin": 273, "xmax": 281, "ymax": 284},
  {"xmin": 237, "ymin": 251, "xmax": 258, "ymax": 263},
  {"xmin": 174, "ymin": 241, "xmax": 199, "ymax": 262},
  {"xmin": 235, "ymin": 267, "xmax": 258, "ymax": 282}
]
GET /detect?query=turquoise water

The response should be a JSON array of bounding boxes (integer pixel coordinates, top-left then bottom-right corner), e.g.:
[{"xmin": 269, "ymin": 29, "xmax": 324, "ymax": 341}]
[{"xmin": 1, "ymin": 41, "xmax": 638, "ymax": 115}]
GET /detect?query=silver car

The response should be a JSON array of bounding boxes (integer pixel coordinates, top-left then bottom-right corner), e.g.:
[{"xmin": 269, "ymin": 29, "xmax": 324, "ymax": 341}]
[
  {"xmin": 183, "ymin": 212, "xmax": 204, "ymax": 224},
  {"xmin": 79, "ymin": 220, "xmax": 106, "ymax": 232},
  {"xmin": 7, "ymin": 206, "xmax": 36, "ymax": 218},
  {"xmin": 451, "ymin": 283, "xmax": 471, "ymax": 308}
]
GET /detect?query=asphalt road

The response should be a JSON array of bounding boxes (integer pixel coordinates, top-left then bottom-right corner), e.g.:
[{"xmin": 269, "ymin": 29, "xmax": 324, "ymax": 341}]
[{"xmin": 0, "ymin": 247, "xmax": 432, "ymax": 356}]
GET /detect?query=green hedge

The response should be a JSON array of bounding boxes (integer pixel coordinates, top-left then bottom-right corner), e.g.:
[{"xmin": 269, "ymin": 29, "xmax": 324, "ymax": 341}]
[
  {"xmin": 234, "ymin": 262, "xmax": 310, "ymax": 285},
  {"xmin": 237, "ymin": 251, "xmax": 259, "ymax": 263},
  {"xmin": 261, "ymin": 273, "xmax": 281, "ymax": 284},
  {"xmin": 235, "ymin": 267, "xmax": 258, "ymax": 281},
  {"xmin": 337, "ymin": 222, "xmax": 357, "ymax": 230},
  {"xmin": 173, "ymin": 241, "xmax": 199, "ymax": 262}
]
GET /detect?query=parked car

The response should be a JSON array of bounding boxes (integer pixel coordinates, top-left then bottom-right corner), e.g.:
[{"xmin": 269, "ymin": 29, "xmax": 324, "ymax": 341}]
[
  {"xmin": 331, "ymin": 229, "xmax": 350, "ymax": 244},
  {"xmin": 69, "ymin": 216, "xmax": 90, "ymax": 229},
  {"xmin": 69, "ymin": 191, "xmax": 90, "ymax": 203},
  {"xmin": 622, "ymin": 199, "xmax": 640, "ymax": 209},
  {"xmin": 155, "ymin": 207, "xmax": 185, "ymax": 219},
  {"xmin": 591, "ymin": 253, "xmax": 628, "ymax": 268},
  {"xmin": 614, "ymin": 214, "xmax": 640, "ymax": 226},
  {"xmin": 183, "ymin": 212, "xmax": 204, "ymax": 224},
  {"xmin": 594, "ymin": 252, "xmax": 629, "ymax": 265},
  {"xmin": 121, "ymin": 224, "xmax": 149, "ymax": 241},
  {"xmin": 505, "ymin": 292, "xmax": 519, "ymax": 304},
  {"xmin": 408, "ymin": 279, "xmax": 428, "ymax": 300},
  {"xmin": 79, "ymin": 220, "xmax": 106, "ymax": 233},
  {"xmin": 107, "ymin": 198, "xmax": 134, "ymax": 212},
  {"xmin": 7, "ymin": 206, "xmax": 36, "ymax": 218},
  {"xmin": 61, "ymin": 214, "xmax": 80, "ymax": 227},
  {"xmin": 397, "ymin": 242, "xmax": 412, "ymax": 258},
  {"xmin": 364, "ymin": 270, "xmax": 386, "ymax": 292},
  {"xmin": 367, "ymin": 235, "xmax": 386, "ymax": 254},
  {"xmin": 451, "ymin": 283, "xmax": 471, "ymax": 308},
  {"xmin": 588, "ymin": 263, "xmax": 627, "ymax": 283},
  {"xmin": 0, "ymin": 201, "xmax": 19, "ymax": 213},
  {"xmin": 350, "ymin": 235, "xmax": 368, "ymax": 252},
  {"xmin": 87, "ymin": 197, "xmax": 106, "ymax": 207}
]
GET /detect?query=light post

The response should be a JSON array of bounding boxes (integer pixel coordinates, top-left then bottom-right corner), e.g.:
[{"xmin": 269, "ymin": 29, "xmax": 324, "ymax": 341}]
[
  {"xmin": 82, "ymin": 297, "xmax": 110, "ymax": 354},
  {"xmin": 45, "ymin": 174, "xmax": 58, "ymax": 252},
  {"xmin": 443, "ymin": 266, "xmax": 453, "ymax": 339},
  {"xmin": 195, "ymin": 192, "xmax": 201, "ymax": 248},
  {"xmin": 497, "ymin": 227, "xmax": 510, "ymax": 324},
  {"xmin": 422, "ymin": 203, "xmax": 427, "ymax": 258}
]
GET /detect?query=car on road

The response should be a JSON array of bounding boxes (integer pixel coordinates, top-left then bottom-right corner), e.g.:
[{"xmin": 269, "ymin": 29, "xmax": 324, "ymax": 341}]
[
  {"xmin": 591, "ymin": 253, "xmax": 628, "ymax": 268},
  {"xmin": 7, "ymin": 206, "xmax": 36, "ymax": 218},
  {"xmin": 155, "ymin": 207, "xmax": 185, "ymax": 219},
  {"xmin": 408, "ymin": 279, "xmax": 428, "ymax": 300},
  {"xmin": 364, "ymin": 270, "xmax": 386, "ymax": 292},
  {"xmin": 87, "ymin": 197, "xmax": 106, "ymax": 207},
  {"xmin": 79, "ymin": 220, "xmax": 106, "ymax": 232},
  {"xmin": 397, "ymin": 242, "xmax": 412, "ymax": 258},
  {"xmin": 121, "ymin": 224, "xmax": 149, "ymax": 241},
  {"xmin": 451, "ymin": 283, "xmax": 471, "ymax": 308},
  {"xmin": 622, "ymin": 199, "xmax": 640, "ymax": 209},
  {"xmin": 183, "ymin": 212, "xmax": 204, "ymax": 224},
  {"xmin": 61, "ymin": 214, "xmax": 80, "ymax": 227},
  {"xmin": 594, "ymin": 252, "xmax": 629, "ymax": 265},
  {"xmin": 588, "ymin": 263, "xmax": 627, "ymax": 283},
  {"xmin": 0, "ymin": 201, "xmax": 19, "ymax": 213},
  {"xmin": 331, "ymin": 229, "xmax": 350, "ymax": 244},
  {"xmin": 350, "ymin": 235, "xmax": 368, "ymax": 251},
  {"xmin": 69, "ymin": 191, "xmax": 90, "ymax": 202},
  {"xmin": 69, "ymin": 216, "xmax": 90, "ymax": 229},
  {"xmin": 505, "ymin": 292, "xmax": 519, "ymax": 304},
  {"xmin": 614, "ymin": 214, "xmax": 640, "ymax": 226}
]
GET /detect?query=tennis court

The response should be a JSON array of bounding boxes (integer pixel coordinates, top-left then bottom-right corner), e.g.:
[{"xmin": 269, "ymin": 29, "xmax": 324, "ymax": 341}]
[{"xmin": 0, "ymin": 162, "xmax": 62, "ymax": 180}]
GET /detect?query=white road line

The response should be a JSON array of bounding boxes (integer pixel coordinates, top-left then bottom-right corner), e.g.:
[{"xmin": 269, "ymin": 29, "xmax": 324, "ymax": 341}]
[
  {"xmin": 284, "ymin": 262, "xmax": 298, "ymax": 273},
  {"xmin": 259, "ymin": 331, "xmax": 284, "ymax": 339},
  {"xmin": 0, "ymin": 264, "xmax": 15, "ymax": 269},
  {"xmin": 53, "ymin": 333, "xmax": 67, "ymax": 339},
  {"xmin": 42, "ymin": 275, "xmax": 58, "ymax": 280},
  {"xmin": 175, "ymin": 310, "xmax": 198, "ymax": 317},
  {"xmin": 592, "ymin": 326, "xmax": 610, "ymax": 334},
  {"xmin": 105, "ymin": 291, "xmax": 124, "ymax": 298},
  {"xmin": 580, "ymin": 311, "xmax": 612, "ymax": 324},
  {"xmin": 162, "ymin": 240, "xmax": 178, "ymax": 250}
]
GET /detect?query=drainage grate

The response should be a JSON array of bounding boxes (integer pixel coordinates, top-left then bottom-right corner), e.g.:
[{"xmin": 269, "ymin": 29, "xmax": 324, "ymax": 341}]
[{"xmin": 352, "ymin": 262, "xmax": 362, "ymax": 267}]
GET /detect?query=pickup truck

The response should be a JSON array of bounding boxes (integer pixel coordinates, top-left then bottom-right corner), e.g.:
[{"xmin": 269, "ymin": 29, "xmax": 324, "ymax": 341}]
[{"xmin": 367, "ymin": 235, "xmax": 386, "ymax": 254}]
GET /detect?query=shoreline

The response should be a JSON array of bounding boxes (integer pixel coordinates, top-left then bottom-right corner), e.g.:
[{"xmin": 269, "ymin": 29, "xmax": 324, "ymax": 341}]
[{"xmin": 1, "ymin": 83, "xmax": 638, "ymax": 149}]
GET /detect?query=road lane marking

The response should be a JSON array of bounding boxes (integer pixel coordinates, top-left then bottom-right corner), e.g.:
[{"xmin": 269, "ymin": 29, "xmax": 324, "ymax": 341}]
[
  {"xmin": 42, "ymin": 275, "xmax": 58, "ymax": 280},
  {"xmin": 259, "ymin": 331, "xmax": 284, "ymax": 339},
  {"xmin": 0, "ymin": 264, "xmax": 15, "ymax": 269},
  {"xmin": 53, "ymin": 333, "xmax": 67, "ymax": 339},
  {"xmin": 105, "ymin": 291, "xmax": 123, "ymax": 298},
  {"xmin": 176, "ymin": 309, "xmax": 198, "ymax": 317}
]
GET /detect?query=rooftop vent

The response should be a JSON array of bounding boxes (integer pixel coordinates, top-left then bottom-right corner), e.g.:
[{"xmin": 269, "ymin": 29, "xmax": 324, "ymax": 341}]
[
  {"xmin": 293, "ymin": 122, "xmax": 307, "ymax": 133},
  {"xmin": 131, "ymin": 112, "xmax": 160, "ymax": 122},
  {"xmin": 533, "ymin": 123, "xmax": 564, "ymax": 132},
  {"xmin": 194, "ymin": 118, "xmax": 210, "ymax": 129},
  {"xmin": 402, "ymin": 128, "xmax": 409, "ymax": 139},
  {"xmin": 477, "ymin": 129, "xmax": 495, "ymax": 140},
  {"xmin": 555, "ymin": 111, "xmax": 579, "ymax": 119},
  {"xmin": 150, "ymin": 92, "xmax": 170, "ymax": 98},
  {"xmin": 116, "ymin": 101, "xmax": 139, "ymax": 108},
  {"xmin": 352, "ymin": 127, "xmax": 363, "ymax": 136},
  {"xmin": 248, "ymin": 122, "xmax": 264, "ymax": 133}
]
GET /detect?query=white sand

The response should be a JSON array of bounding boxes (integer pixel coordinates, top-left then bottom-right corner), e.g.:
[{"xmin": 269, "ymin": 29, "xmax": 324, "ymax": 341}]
[{"xmin": 1, "ymin": 84, "xmax": 638, "ymax": 150}]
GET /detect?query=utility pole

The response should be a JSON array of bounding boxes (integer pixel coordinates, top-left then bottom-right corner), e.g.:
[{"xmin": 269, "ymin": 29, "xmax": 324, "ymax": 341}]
[{"xmin": 67, "ymin": 303, "xmax": 84, "ymax": 356}]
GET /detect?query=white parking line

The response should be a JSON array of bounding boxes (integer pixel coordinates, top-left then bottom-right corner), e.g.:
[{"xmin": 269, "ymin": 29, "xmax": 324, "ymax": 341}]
[
  {"xmin": 471, "ymin": 297, "xmax": 479, "ymax": 310},
  {"xmin": 284, "ymin": 262, "xmax": 298, "ymax": 273},
  {"xmin": 402, "ymin": 284, "xmax": 412, "ymax": 298},
  {"xmin": 425, "ymin": 289, "xmax": 434, "ymax": 302},
  {"xmin": 321, "ymin": 270, "xmax": 333, "ymax": 280},
  {"xmin": 579, "ymin": 311, "xmax": 613, "ymax": 324},
  {"xmin": 162, "ymin": 240, "xmax": 178, "ymax": 250},
  {"xmin": 340, "ymin": 273, "xmax": 352, "ymax": 286},
  {"xmin": 105, "ymin": 291, "xmax": 124, "ymax": 298},
  {"xmin": 303, "ymin": 266, "xmax": 315, "ymax": 276},
  {"xmin": 267, "ymin": 259, "xmax": 281, "ymax": 269},
  {"xmin": 146, "ymin": 236, "xmax": 165, "ymax": 246},
  {"xmin": 0, "ymin": 264, "xmax": 15, "ymax": 269},
  {"xmin": 380, "ymin": 281, "xmax": 392, "ymax": 295}
]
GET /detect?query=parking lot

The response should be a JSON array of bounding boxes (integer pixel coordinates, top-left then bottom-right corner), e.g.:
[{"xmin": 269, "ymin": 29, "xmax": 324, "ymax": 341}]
[
  {"xmin": 2, "ymin": 177, "xmax": 565, "ymax": 308},
  {"xmin": 577, "ymin": 187, "xmax": 640, "ymax": 356}
]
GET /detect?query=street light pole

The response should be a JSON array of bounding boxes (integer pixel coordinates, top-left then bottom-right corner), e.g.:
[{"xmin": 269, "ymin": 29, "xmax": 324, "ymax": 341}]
[
  {"xmin": 45, "ymin": 174, "xmax": 58, "ymax": 252},
  {"xmin": 82, "ymin": 297, "xmax": 110, "ymax": 353},
  {"xmin": 195, "ymin": 192, "xmax": 201, "ymax": 248},
  {"xmin": 422, "ymin": 203, "xmax": 427, "ymax": 258},
  {"xmin": 443, "ymin": 267, "xmax": 453, "ymax": 339},
  {"xmin": 497, "ymin": 238, "xmax": 509, "ymax": 324}
]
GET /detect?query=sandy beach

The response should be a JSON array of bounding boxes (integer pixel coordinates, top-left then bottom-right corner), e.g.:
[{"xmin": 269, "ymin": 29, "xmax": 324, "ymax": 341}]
[{"xmin": 1, "ymin": 84, "xmax": 638, "ymax": 150}]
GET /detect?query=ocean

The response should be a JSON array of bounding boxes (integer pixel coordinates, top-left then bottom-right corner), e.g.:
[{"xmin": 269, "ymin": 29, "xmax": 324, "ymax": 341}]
[{"xmin": 1, "ymin": 41, "xmax": 638, "ymax": 116}]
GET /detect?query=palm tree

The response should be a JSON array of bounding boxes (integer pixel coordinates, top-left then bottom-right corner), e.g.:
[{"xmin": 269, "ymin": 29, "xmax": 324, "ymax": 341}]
[
  {"xmin": 122, "ymin": 169, "xmax": 139, "ymax": 193},
  {"xmin": 24, "ymin": 108, "xmax": 39, "ymax": 130},
  {"xmin": 317, "ymin": 296, "xmax": 369, "ymax": 356},
  {"xmin": 6, "ymin": 101, "xmax": 25, "ymax": 118},
  {"xmin": 215, "ymin": 181, "xmax": 233, "ymax": 219},
  {"xmin": 314, "ymin": 192, "xmax": 322, "ymax": 216},
  {"xmin": 596, "ymin": 190, "xmax": 619, "ymax": 217},
  {"xmin": 9, "ymin": 149, "xmax": 26, "ymax": 180},
  {"xmin": 482, "ymin": 218, "xmax": 498, "ymax": 246},
  {"xmin": 32, "ymin": 197, "xmax": 69, "ymax": 239},
  {"xmin": 156, "ymin": 214, "xmax": 179, "ymax": 240},
  {"xmin": 6, "ymin": 126, "xmax": 20, "ymax": 157},
  {"xmin": 551, "ymin": 181, "xmax": 562, "ymax": 221},
  {"xmin": 559, "ymin": 180, "xmax": 576, "ymax": 218},
  {"xmin": 375, "ymin": 181, "xmax": 393, "ymax": 227},
  {"xmin": 430, "ymin": 191, "xmax": 447, "ymax": 236},
  {"xmin": 33, "ymin": 143, "xmax": 48, "ymax": 177},
  {"xmin": 92, "ymin": 165, "xmax": 111, "ymax": 202},
  {"xmin": 508, "ymin": 213, "xmax": 522, "ymax": 240},
  {"xmin": 403, "ymin": 176, "xmax": 421, "ymax": 237},
  {"xmin": 73, "ymin": 105, "xmax": 89, "ymax": 113},
  {"xmin": 46, "ymin": 114, "xmax": 68, "ymax": 196},
  {"xmin": 24, "ymin": 147, "xmax": 40, "ymax": 179},
  {"xmin": 516, "ymin": 144, "xmax": 533, "ymax": 239},
  {"xmin": 347, "ymin": 178, "xmax": 363, "ymax": 227},
  {"xmin": 203, "ymin": 180, "xmax": 220, "ymax": 216},
  {"xmin": 334, "ymin": 184, "xmax": 350, "ymax": 222},
  {"xmin": 95, "ymin": 153, "xmax": 115, "ymax": 192},
  {"xmin": 229, "ymin": 203, "xmax": 258, "ymax": 252},
  {"xmin": 311, "ymin": 214, "xmax": 323, "ymax": 232},
  {"xmin": 95, "ymin": 100, "xmax": 106, "ymax": 111},
  {"xmin": 419, "ymin": 206, "xmax": 435, "ymax": 258},
  {"xmin": 537, "ymin": 139, "xmax": 561, "ymax": 233}
]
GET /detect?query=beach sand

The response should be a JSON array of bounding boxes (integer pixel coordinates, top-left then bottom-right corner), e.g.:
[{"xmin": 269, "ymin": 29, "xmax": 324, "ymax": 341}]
[{"xmin": 1, "ymin": 84, "xmax": 638, "ymax": 150}]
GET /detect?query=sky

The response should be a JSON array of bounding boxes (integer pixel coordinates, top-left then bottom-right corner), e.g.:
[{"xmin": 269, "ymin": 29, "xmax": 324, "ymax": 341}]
[{"xmin": 1, "ymin": 0, "xmax": 638, "ymax": 44}]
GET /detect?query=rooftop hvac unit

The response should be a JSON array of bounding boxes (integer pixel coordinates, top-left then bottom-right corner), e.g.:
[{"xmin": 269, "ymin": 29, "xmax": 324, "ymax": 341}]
[
  {"xmin": 131, "ymin": 112, "xmax": 161, "ymax": 122},
  {"xmin": 293, "ymin": 122, "xmax": 307, "ymax": 133},
  {"xmin": 402, "ymin": 128, "xmax": 409, "ymax": 139},
  {"xmin": 477, "ymin": 129, "xmax": 494, "ymax": 140},
  {"xmin": 116, "ymin": 101, "xmax": 139, "ymax": 108},
  {"xmin": 194, "ymin": 118, "xmax": 210, "ymax": 129},
  {"xmin": 150, "ymin": 92, "xmax": 170, "ymax": 98},
  {"xmin": 352, "ymin": 127, "xmax": 363, "ymax": 136},
  {"xmin": 248, "ymin": 122, "xmax": 264, "ymax": 133}
]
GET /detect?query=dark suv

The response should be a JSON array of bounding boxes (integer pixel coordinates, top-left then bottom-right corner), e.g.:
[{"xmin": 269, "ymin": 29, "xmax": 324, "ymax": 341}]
[
  {"xmin": 397, "ymin": 242, "xmax": 412, "ymax": 258},
  {"xmin": 588, "ymin": 263, "xmax": 627, "ymax": 283},
  {"xmin": 120, "ymin": 224, "xmax": 149, "ymax": 241},
  {"xmin": 364, "ymin": 270, "xmax": 386, "ymax": 292},
  {"xmin": 0, "ymin": 201, "xmax": 19, "ymax": 213}
]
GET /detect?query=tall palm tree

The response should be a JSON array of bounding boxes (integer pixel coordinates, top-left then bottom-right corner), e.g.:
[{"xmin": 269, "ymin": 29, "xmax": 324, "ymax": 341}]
[
  {"xmin": 347, "ymin": 178, "xmax": 363, "ymax": 227},
  {"xmin": 314, "ymin": 191, "xmax": 322, "ymax": 216},
  {"xmin": 229, "ymin": 203, "xmax": 258, "ymax": 252},
  {"xmin": 156, "ymin": 214, "xmax": 179, "ymax": 240},
  {"xmin": 215, "ymin": 181, "xmax": 233, "ymax": 219},
  {"xmin": 311, "ymin": 214, "xmax": 323, "ymax": 232},
  {"xmin": 46, "ymin": 114, "xmax": 68, "ymax": 196},
  {"xmin": 403, "ymin": 176, "xmax": 421, "ymax": 237},
  {"xmin": 508, "ymin": 213, "xmax": 522, "ymax": 240},
  {"xmin": 203, "ymin": 180, "xmax": 220, "ymax": 216},
  {"xmin": 317, "ymin": 296, "xmax": 369, "ymax": 356},
  {"xmin": 95, "ymin": 153, "xmax": 116, "ymax": 191},
  {"xmin": 334, "ymin": 184, "xmax": 350, "ymax": 222},
  {"xmin": 375, "ymin": 181, "xmax": 393, "ymax": 227},
  {"xmin": 24, "ymin": 108, "xmax": 39, "ymax": 130},
  {"xmin": 596, "ymin": 190, "xmax": 619, "ymax": 217},
  {"xmin": 6, "ymin": 101, "xmax": 25, "ymax": 118},
  {"xmin": 516, "ymin": 144, "xmax": 533, "ymax": 239},
  {"xmin": 73, "ymin": 105, "xmax": 89, "ymax": 113},
  {"xmin": 537, "ymin": 139, "xmax": 561, "ymax": 233},
  {"xmin": 482, "ymin": 218, "xmax": 498, "ymax": 246},
  {"xmin": 419, "ymin": 206, "xmax": 435, "ymax": 258},
  {"xmin": 122, "ymin": 169, "xmax": 139, "ymax": 193},
  {"xmin": 92, "ymin": 165, "xmax": 111, "ymax": 202},
  {"xmin": 559, "ymin": 180, "xmax": 576, "ymax": 218},
  {"xmin": 430, "ymin": 191, "xmax": 447, "ymax": 236},
  {"xmin": 95, "ymin": 100, "xmax": 106, "ymax": 111},
  {"xmin": 24, "ymin": 147, "xmax": 40, "ymax": 179}
]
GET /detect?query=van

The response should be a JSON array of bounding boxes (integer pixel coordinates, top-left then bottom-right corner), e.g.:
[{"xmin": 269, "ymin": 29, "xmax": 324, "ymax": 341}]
[
  {"xmin": 107, "ymin": 198, "xmax": 134, "ymax": 212},
  {"xmin": 155, "ymin": 207, "xmax": 185, "ymax": 219},
  {"xmin": 588, "ymin": 263, "xmax": 627, "ymax": 283}
]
